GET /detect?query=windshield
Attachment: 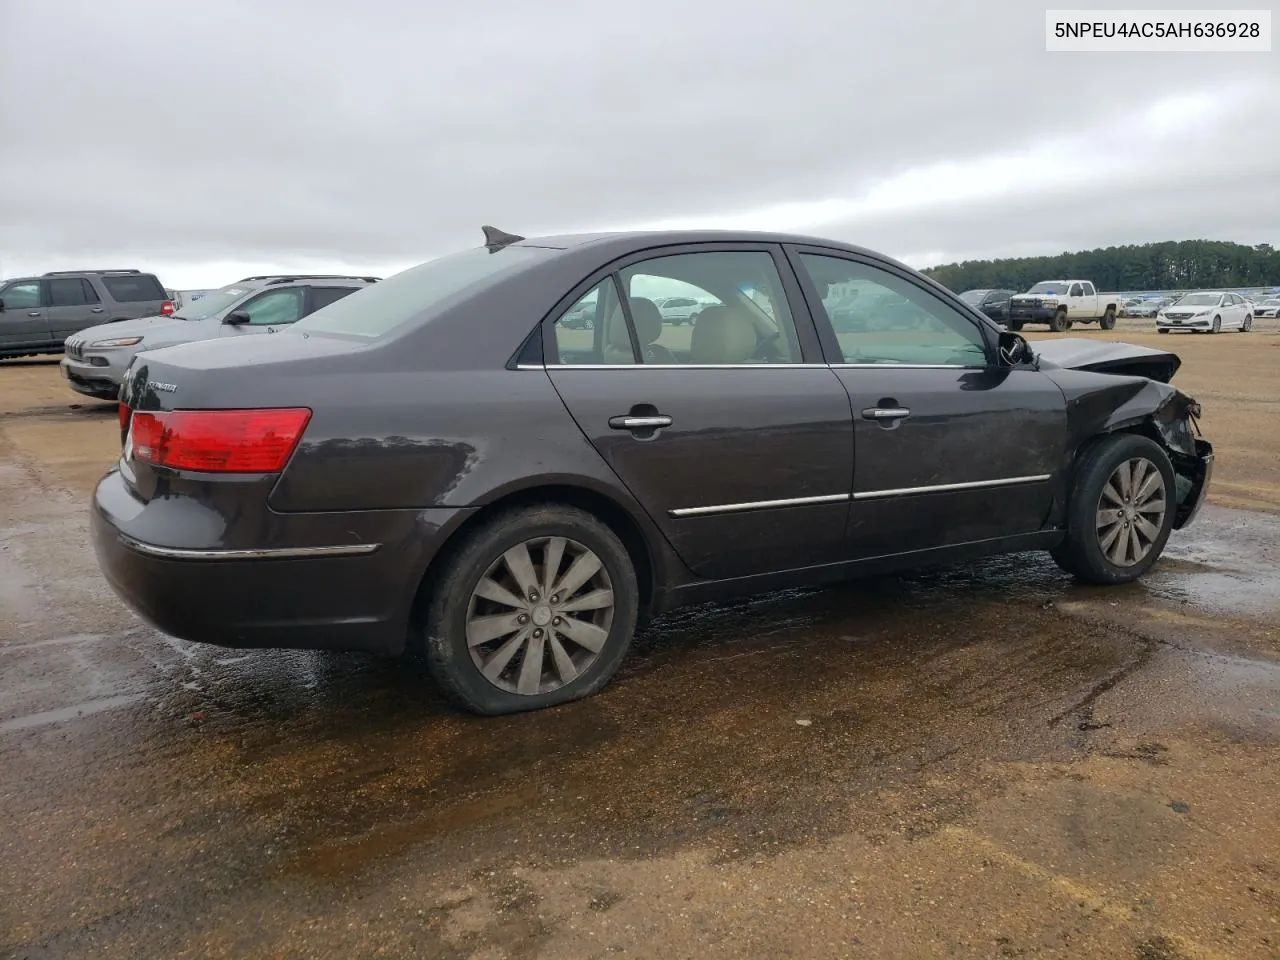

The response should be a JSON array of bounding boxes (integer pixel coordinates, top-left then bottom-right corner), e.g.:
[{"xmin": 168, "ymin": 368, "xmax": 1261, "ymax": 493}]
[
  {"xmin": 1175, "ymin": 293, "xmax": 1222, "ymax": 307},
  {"xmin": 958, "ymin": 289, "xmax": 990, "ymax": 305},
  {"xmin": 1026, "ymin": 282, "xmax": 1066, "ymax": 295},
  {"xmin": 172, "ymin": 284, "xmax": 253, "ymax": 319},
  {"xmin": 294, "ymin": 244, "xmax": 548, "ymax": 338}
]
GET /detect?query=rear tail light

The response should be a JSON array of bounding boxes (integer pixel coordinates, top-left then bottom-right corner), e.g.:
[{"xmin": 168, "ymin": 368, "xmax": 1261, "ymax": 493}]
[
  {"xmin": 160, "ymin": 300, "xmax": 174, "ymax": 316},
  {"xmin": 129, "ymin": 408, "xmax": 312, "ymax": 473},
  {"xmin": 118, "ymin": 402, "xmax": 131, "ymax": 429}
]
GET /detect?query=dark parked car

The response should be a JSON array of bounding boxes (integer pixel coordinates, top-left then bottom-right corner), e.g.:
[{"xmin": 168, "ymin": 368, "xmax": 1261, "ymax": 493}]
[
  {"xmin": 93, "ymin": 227, "xmax": 1213, "ymax": 716},
  {"xmin": 0, "ymin": 269, "xmax": 171, "ymax": 359},
  {"xmin": 958, "ymin": 288, "xmax": 1018, "ymax": 324}
]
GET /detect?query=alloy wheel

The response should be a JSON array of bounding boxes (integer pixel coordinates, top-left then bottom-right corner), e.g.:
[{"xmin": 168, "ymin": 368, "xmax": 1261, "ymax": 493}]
[
  {"xmin": 1096, "ymin": 458, "xmax": 1166, "ymax": 567},
  {"xmin": 465, "ymin": 536, "xmax": 615, "ymax": 695}
]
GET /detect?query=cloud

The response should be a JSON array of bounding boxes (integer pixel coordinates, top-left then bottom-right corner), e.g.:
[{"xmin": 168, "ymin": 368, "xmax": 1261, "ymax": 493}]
[{"xmin": 1, "ymin": 0, "xmax": 1276, "ymax": 287}]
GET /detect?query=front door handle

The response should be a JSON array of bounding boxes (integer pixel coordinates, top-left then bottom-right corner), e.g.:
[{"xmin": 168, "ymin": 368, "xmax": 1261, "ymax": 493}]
[
  {"xmin": 28, "ymin": 311, "xmax": 42, "ymax": 317},
  {"xmin": 609, "ymin": 415, "xmax": 672, "ymax": 430},
  {"xmin": 861, "ymin": 407, "xmax": 911, "ymax": 421},
  {"xmin": 91, "ymin": 307, "xmax": 104, "ymax": 313}
]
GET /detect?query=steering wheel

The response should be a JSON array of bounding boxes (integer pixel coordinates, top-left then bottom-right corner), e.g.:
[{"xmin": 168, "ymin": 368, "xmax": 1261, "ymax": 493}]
[{"xmin": 750, "ymin": 330, "xmax": 784, "ymax": 362}]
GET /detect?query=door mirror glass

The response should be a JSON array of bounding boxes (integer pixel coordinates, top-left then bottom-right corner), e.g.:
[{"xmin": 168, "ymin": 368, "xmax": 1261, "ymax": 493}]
[{"xmin": 999, "ymin": 331, "xmax": 1032, "ymax": 366}]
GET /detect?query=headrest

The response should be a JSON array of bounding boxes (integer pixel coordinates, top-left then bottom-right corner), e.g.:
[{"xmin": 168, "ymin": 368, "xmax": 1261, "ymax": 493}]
[
  {"xmin": 690, "ymin": 305, "xmax": 757, "ymax": 364},
  {"xmin": 628, "ymin": 297, "xmax": 663, "ymax": 345}
]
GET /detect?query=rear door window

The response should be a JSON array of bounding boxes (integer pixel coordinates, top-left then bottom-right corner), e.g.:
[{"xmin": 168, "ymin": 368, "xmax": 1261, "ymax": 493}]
[
  {"xmin": 47, "ymin": 278, "xmax": 93, "ymax": 306},
  {"xmin": 307, "ymin": 286, "xmax": 361, "ymax": 313},
  {"xmin": 619, "ymin": 251, "xmax": 801, "ymax": 364},
  {"xmin": 100, "ymin": 274, "xmax": 166, "ymax": 302},
  {"xmin": 551, "ymin": 279, "xmax": 630, "ymax": 365}
]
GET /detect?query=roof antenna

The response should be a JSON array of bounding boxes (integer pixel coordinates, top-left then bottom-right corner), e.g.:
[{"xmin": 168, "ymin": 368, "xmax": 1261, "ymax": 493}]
[{"xmin": 482, "ymin": 225, "xmax": 525, "ymax": 251}]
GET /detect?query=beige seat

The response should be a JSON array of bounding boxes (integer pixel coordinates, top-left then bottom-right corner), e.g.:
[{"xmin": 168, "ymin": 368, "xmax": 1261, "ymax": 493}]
[
  {"xmin": 627, "ymin": 297, "xmax": 677, "ymax": 364},
  {"xmin": 690, "ymin": 305, "xmax": 758, "ymax": 364},
  {"xmin": 602, "ymin": 307, "xmax": 636, "ymax": 364}
]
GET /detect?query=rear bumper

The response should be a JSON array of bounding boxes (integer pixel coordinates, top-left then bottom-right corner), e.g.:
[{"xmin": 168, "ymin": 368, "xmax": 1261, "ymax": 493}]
[{"xmin": 90, "ymin": 468, "xmax": 468, "ymax": 654}]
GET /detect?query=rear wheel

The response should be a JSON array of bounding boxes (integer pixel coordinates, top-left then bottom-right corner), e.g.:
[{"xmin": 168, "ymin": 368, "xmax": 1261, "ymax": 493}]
[
  {"xmin": 1099, "ymin": 307, "xmax": 1116, "ymax": 330},
  {"xmin": 1048, "ymin": 308, "xmax": 1069, "ymax": 332},
  {"xmin": 1050, "ymin": 433, "xmax": 1175, "ymax": 584},
  {"xmin": 421, "ymin": 504, "xmax": 639, "ymax": 715}
]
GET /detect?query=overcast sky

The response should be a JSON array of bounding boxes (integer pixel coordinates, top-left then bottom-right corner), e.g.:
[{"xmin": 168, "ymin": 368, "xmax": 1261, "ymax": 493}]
[{"xmin": 1, "ymin": 0, "xmax": 1277, "ymax": 287}]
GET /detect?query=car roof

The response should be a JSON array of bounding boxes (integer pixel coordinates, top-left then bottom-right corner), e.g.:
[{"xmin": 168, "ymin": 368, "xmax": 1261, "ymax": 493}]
[{"xmin": 507, "ymin": 229, "xmax": 889, "ymax": 259}]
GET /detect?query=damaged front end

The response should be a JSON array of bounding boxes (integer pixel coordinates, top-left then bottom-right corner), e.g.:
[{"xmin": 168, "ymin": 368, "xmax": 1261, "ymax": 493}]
[{"xmin": 1150, "ymin": 389, "xmax": 1213, "ymax": 529}]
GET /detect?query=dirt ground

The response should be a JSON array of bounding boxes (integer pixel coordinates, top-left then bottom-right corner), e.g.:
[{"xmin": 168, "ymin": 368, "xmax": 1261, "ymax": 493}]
[{"xmin": 2, "ymin": 321, "xmax": 1279, "ymax": 959}]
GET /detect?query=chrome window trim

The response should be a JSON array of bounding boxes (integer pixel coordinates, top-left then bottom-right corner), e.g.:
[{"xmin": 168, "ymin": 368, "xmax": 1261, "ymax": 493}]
[
  {"xmin": 669, "ymin": 493, "xmax": 849, "ymax": 517},
  {"xmin": 118, "ymin": 535, "xmax": 381, "ymax": 561},
  {"xmin": 530, "ymin": 363, "xmax": 834, "ymax": 370},
  {"xmin": 852, "ymin": 474, "xmax": 1052, "ymax": 501},
  {"xmin": 830, "ymin": 363, "xmax": 981, "ymax": 370},
  {"xmin": 669, "ymin": 475, "xmax": 1053, "ymax": 517},
  {"xmin": 522, "ymin": 362, "xmax": 990, "ymax": 371}
]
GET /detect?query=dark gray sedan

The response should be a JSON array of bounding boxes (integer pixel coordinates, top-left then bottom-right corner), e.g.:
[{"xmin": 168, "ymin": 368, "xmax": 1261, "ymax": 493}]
[{"xmin": 92, "ymin": 228, "xmax": 1213, "ymax": 715}]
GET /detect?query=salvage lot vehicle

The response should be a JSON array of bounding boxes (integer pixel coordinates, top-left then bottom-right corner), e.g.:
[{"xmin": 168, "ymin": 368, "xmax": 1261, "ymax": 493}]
[
  {"xmin": 61, "ymin": 274, "xmax": 378, "ymax": 400},
  {"xmin": 92, "ymin": 227, "xmax": 1213, "ymax": 716},
  {"xmin": 1156, "ymin": 291, "xmax": 1254, "ymax": 334},
  {"xmin": 1007, "ymin": 280, "xmax": 1119, "ymax": 332},
  {"xmin": 958, "ymin": 288, "xmax": 1018, "ymax": 324},
  {"xmin": 0, "ymin": 269, "xmax": 171, "ymax": 359}
]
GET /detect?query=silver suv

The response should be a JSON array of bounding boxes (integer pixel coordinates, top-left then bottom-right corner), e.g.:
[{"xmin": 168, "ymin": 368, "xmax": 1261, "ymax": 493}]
[
  {"xmin": 61, "ymin": 274, "xmax": 378, "ymax": 400},
  {"xmin": 0, "ymin": 269, "xmax": 171, "ymax": 359}
]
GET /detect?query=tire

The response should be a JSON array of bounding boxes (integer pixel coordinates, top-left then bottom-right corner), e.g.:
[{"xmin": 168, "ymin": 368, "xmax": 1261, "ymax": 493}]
[
  {"xmin": 1050, "ymin": 433, "xmax": 1176, "ymax": 585},
  {"xmin": 1211, "ymin": 316, "xmax": 1221, "ymax": 334},
  {"xmin": 1006, "ymin": 319, "xmax": 1023, "ymax": 332},
  {"xmin": 1242, "ymin": 315, "xmax": 1252, "ymax": 332},
  {"xmin": 1048, "ymin": 308, "xmax": 1069, "ymax": 332},
  {"xmin": 1157, "ymin": 328, "xmax": 1170, "ymax": 334},
  {"xmin": 1099, "ymin": 307, "xmax": 1116, "ymax": 330},
  {"xmin": 421, "ymin": 504, "xmax": 639, "ymax": 715}
]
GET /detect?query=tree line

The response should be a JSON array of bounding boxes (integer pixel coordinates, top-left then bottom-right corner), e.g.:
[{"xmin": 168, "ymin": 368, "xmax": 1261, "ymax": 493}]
[{"xmin": 922, "ymin": 240, "xmax": 1280, "ymax": 293}]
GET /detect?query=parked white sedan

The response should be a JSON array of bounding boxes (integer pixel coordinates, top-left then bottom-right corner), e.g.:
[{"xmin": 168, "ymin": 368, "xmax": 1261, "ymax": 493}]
[{"xmin": 1156, "ymin": 291, "xmax": 1253, "ymax": 334}]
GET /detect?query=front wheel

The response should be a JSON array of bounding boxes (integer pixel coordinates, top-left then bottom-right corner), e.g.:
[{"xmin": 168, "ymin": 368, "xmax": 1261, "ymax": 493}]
[
  {"xmin": 1048, "ymin": 308, "xmax": 1069, "ymax": 332},
  {"xmin": 1211, "ymin": 316, "xmax": 1221, "ymax": 334},
  {"xmin": 421, "ymin": 504, "xmax": 639, "ymax": 715},
  {"xmin": 1005, "ymin": 319, "xmax": 1023, "ymax": 332},
  {"xmin": 1099, "ymin": 307, "xmax": 1116, "ymax": 330},
  {"xmin": 1050, "ymin": 433, "xmax": 1176, "ymax": 584},
  {"xmin": 1241, "ymin": 315, "xmax": 1252, "ymax": 332}
]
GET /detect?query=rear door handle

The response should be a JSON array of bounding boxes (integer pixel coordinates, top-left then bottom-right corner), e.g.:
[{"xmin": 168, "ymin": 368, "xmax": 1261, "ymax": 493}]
[
  {"xmin": 28, "ymin": 311, "xmax": 42, "ymax": 317},
  {"xmin": 861, "ymin": 407, "xmax": 911, "ymax": 421},
  {"xmin": 609, "ymin": 415, "xmax": 673, "ymax": 430}
]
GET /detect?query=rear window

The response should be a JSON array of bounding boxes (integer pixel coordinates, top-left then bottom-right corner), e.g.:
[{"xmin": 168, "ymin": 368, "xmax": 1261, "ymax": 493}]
[
  {"xmin": 293, "ymin": 245, "xmax": 548, "ymax": 339},
  {"xmin": 101, "ymin": 274, "xmax": 167, "ymax": 302}
]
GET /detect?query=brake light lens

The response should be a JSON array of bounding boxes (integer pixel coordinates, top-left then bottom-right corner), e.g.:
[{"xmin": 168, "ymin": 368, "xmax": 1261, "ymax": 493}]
[
  {"xmin": 160, "ymin": 300, "xmax": 174, "ymax": 316},
  {"xmin": 129, "ymin": 408, "xmax": 311, "ymax": 473},
  {"xmin": 118, "ymin": 402, "xmax": 130, "ymax": 429}
]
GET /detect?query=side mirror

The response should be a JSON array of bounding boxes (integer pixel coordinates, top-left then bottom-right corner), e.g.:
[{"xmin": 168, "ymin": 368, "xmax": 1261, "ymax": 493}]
[
  {"xmin": 999, "ymin": 330, "xmax": 1032, "ymax": 366},
  {"xmin": 224, "ymin": 310, "xmax": 250, "ymax": 326}
]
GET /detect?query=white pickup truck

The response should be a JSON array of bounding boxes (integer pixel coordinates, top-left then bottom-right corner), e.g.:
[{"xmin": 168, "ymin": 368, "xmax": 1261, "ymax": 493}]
[{"xmin": 1006, "ymin": 280, "xmax": 1119, "ymax": 332}]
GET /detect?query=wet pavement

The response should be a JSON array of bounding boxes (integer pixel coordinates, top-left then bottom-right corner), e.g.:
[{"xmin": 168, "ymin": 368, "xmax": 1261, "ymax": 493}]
[{"xmin": 3, "ymin": 348, "xmax": 1280, "ymax": 959}]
